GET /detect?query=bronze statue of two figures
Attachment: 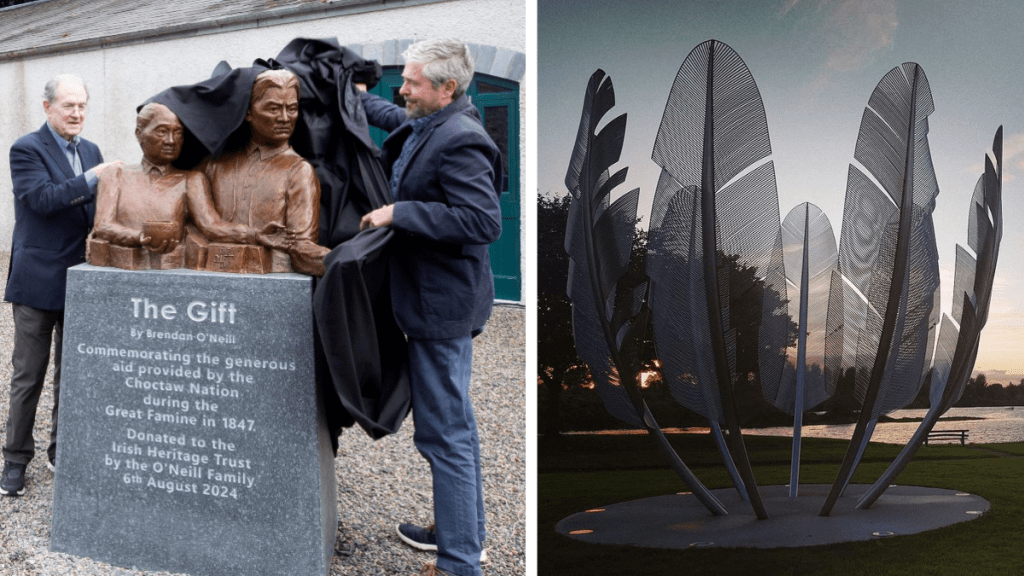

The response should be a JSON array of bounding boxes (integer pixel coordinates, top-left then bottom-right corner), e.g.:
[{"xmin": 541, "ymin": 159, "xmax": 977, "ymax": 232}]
[
  {"xmin": 564, "ymin": 39, "xmax": 1003, "ymax": 518},
  {"xmin": 88, "ymin": 70, "xmax": 328, "ymax": 276},
  {"xmin": 87, "ymin": 73, "xmax": 313, "ymax": 275},
  {"xmin": 87, "ymin": 39, "xmax": 387, "ymax": 277},
  {"xmin": 84, "ymin": 41, "xmax": 408, "ymax": 440}
]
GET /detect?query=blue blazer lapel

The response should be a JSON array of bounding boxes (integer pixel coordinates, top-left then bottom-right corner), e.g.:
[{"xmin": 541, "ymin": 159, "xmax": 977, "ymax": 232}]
[
  {"xmin": 390, "ymin": 96, "xmax": 471, "ymax": 192},
  {"xmin": 38, "ymin": 124, "xmax": 76, "ymax": 180}
]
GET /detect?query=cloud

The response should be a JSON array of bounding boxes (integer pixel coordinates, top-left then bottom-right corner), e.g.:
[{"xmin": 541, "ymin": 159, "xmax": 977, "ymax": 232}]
[
  {"xmin": 823, "ymin": 0, "xmax": 899, "ymax": 72},
  {"xmin": 991, "ymin": 131, "xmax": 1023, "ymax": 183},
  {"xmin": 778, "ymin": 0, "xmax": 810, "ymax": 16},
  {"xmin": 961, "ymin": 131, "xmax": 1022, "ymax": 182},
  {"xmin": 1002, "ymin": 131, "xmax": 1024, "ymax": 163},
  {"xmin": 787, "ymin": 0, "xmax": 899, "ymax": 90}
]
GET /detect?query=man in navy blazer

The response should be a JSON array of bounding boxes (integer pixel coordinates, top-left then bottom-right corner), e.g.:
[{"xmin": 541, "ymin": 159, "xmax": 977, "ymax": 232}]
[
  {"xmin": 2, "ymin": 75, "xmax": 117, "ymax": 496},
  {"xmin": 358, "ymin": 40, "xmax": 501, "ymax": 576}
]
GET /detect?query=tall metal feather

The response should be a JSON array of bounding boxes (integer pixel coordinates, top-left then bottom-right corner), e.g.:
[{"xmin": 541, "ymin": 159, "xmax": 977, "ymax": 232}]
[
  {"xmin": 857, "ymin": 126, "xmax": 1003, "ymax": 509},
  {"xmin": 648, "ymin": 40, "xmax": 786, "ymax": 519},
  {"xmin": 820, "ymin": 63, "xmax": 941, "ymax": 516},
  {"xmin": 564, "ymin": 68, "xmax": 636, "ymax": 427},
  {"xmin": 773, "ymin": 202, "xmax": 838, "ymax": 496},
  {"xmin": 773, "ymin": 203, "xmax": 839, "ymax": 413},
  {"xmin": 564, "ymin": 69, "xmax": 727, "ymax": 516}
]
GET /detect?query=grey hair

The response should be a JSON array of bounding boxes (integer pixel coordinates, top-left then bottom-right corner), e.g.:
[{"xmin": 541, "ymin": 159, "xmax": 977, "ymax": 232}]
[
  {"xmin": 402, "ymin": 39, "xmax": 474, "ymax": 99},
  {"xmin": 43, "ymin": 74, "xmax": 88, "ymax": 103}
]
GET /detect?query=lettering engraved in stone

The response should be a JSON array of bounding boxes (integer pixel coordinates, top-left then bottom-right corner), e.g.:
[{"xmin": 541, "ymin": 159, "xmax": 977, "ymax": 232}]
[
  {"xmin": 206, "ymin": 468, "xmax": 256, "ymax": 489},
  {"xmin": 143, "ymin": 394, "xmax": 190, "ymax": 412},
  {"xmin": 186, "ymin": 301, "xmax": 237, "ymax": 324},
  {"xmin": 137, "ymin": 362, "xmax": 198, "ymax": 377},
  {"xmin": 189, "ymin": 383, "xmax": 240, "ymax": 398},
  {"xmin": 111, "ymin": 441, "xmax": 142, "ymax": 455},
  {"xmin": 145, "ymin": 329, "xmax": 194, "ymax": 341},
  {"xmin": 146, "ymin": 477, "xmax": 199, "ymax": 495},
  {"xmin": 213, "ymin": 454, "xmax": 252, "ymax": 469},
  {"xmin": 126, "ymin": 376, "xmax": 185, "ymax": 392},
  {"xmin": 224, "ymin": 356, "xmax": 296, "ymax": 371},
  {"xmin": 126, "ymin": 429, "xmax": 186, "ymax": 445},
  {"xmin": 146, "ymin": 445, "xmax": 207, "ymax": 465},
  {"xmin": 196, "ymin": 352, "xmax": 221, "ymax": 365},
  {"xmin": 106, "ymin": 405, "xmax": 144, "ymax": 419},
  {"xmin": 78, "ymin": 298, "xmax": 268, "ymax": 502},
  {"xmin": 129, "ymin": 298, "xmax": 238, "ymax": 324},
  {"xmin": 146, "ymin": 409, "xmax": 197, "ymax": 426},
  {"xmin": 131, "ymin": 297, "xmax": 177, "ymax": 320}
]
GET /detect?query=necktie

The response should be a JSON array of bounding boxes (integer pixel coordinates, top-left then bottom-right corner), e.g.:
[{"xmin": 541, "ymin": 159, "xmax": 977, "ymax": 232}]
[{"xmin": 67, "ymin": 141, "xmax": 82, "ymax": 176}]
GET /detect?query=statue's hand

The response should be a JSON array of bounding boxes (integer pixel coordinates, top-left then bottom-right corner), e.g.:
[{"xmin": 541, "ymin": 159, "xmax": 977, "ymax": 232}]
[
  {"xmin": 288, "ymin": 240, "xmax": 330, "ymax": 277},
  {"xmin": 256, "ymin": 222, "xmax": 294, "ymax": 250},
  {"xmin": 140, "ymin": 233, "xmax": 178, "ymax": 254}
]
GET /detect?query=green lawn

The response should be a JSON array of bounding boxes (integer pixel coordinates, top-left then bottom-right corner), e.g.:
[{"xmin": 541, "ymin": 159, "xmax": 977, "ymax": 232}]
[{"xmin": 538, "ymin": 434, "xmax": 1024, "ymax": 575}]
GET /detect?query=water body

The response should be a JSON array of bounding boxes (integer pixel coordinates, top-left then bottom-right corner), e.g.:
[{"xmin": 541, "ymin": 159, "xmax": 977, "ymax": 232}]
[
  {"xmin": 740, "ymin": 406, "xmax": 1024, "ymax": 445},
  {"xmin": 573, "ymin": 407, "xmax": 1024, "ymax": 444}
]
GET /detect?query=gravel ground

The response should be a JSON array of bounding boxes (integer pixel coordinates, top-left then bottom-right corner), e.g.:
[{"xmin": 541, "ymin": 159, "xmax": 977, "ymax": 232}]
[{"xmin": 0, "ymin": 251, "xmax": 526, "ymax": 576}]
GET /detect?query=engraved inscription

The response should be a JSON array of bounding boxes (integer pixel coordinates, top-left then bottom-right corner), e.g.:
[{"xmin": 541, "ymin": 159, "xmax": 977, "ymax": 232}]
[{"xmin": 75, "ymin": 296, "xmax": 297, "ymax": 500}]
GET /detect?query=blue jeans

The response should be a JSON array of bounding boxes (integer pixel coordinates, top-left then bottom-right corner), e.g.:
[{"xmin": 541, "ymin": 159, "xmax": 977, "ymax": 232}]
[{"xmin": 408, "ymin": 335, "xmax": 485, "ymax": 576}]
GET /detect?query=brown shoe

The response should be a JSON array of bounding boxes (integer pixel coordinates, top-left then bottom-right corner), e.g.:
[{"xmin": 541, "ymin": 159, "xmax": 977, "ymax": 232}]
[{"xmin": 418, "ymin": 562, "xmax": 455, "ymax": 576}]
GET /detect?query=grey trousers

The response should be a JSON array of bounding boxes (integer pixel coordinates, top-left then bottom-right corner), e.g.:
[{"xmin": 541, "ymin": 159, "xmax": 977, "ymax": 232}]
[{"xmin": 3, "ymin": 303, "xmax": 63, "ymax": 465}]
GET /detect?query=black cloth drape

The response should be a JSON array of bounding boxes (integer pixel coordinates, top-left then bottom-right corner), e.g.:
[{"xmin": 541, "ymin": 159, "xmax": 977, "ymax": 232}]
[
  {"xmin": 145, "ymin": 59, "xmax": 273, "ymax": 169},
  {"xmin": 313, "ymin": 226, "xmax": 410, "ymax": 439},
  {"xmin": 275, "ymin": 37, "xmax": 385, "ymax": 247},
  {"xmin": 140, "ymin": 38, "xmax": 411, "ymax": 443}
]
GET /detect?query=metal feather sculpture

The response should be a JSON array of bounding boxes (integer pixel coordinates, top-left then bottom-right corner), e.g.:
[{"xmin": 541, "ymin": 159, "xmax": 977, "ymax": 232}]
[
  {"xmin": 771, "ymin": 203, "xmax": 839, "ymax": 497},
  {"xmin": 820, "ymin": 62, "xmax": 942, "ymax": 516},
  {"xmin": 856, "ymin": 126, "xmax": 1003, "ymax": 510},
  {"xmin": 564, "ymin": 69, "xmax": 727, "ymax": 516},
  {"xmin": 647, "ymin": 39, "xmax": 788, "ymax": 519}
]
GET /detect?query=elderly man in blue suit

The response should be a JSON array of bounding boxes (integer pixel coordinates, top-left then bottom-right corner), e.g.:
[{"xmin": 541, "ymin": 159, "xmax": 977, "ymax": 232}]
[
  {"xmin": 1, "ymin": 74, "xmax": 117, "ymax": 496},
  {"xmin": 358, "ymin": 39, "xmax": 502, "ymax": 576}
]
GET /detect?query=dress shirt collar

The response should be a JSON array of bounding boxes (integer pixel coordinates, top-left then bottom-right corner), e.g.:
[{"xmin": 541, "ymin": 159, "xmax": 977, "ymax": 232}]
[
  {"xmin": 141, "ymin": 158, "xmax": 170, "ymax": 177},
  {"xmin": 46, "ymin": 121, "xmax": 80, "ymax": 147},
  {"xmin": 246, "ymin": 140, "xmax": 289, "ymax": 161}
]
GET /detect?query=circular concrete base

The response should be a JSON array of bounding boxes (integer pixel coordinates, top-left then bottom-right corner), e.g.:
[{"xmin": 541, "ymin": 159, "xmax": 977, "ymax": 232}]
[{"xmin": 556, "ymin": 484, "xmax": 989, "ymax": 549}]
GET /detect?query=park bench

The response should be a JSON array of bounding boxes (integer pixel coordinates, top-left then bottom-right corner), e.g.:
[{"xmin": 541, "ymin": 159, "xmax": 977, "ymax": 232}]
[{"xmin": 924, "ymin": 429, "xmax": 969, "ymax": 446}]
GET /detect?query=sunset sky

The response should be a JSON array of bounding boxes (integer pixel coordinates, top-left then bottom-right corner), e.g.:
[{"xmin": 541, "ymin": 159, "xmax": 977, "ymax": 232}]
[{"xmin": 538, "ymin": 0, "xmax": 1024, "ymax": 379}]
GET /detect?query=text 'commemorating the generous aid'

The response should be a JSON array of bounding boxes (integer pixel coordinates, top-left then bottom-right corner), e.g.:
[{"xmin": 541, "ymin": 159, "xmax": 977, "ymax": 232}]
[{"xmin": 75, "ymin": 297, "xmax": 299, "ymax": 500}]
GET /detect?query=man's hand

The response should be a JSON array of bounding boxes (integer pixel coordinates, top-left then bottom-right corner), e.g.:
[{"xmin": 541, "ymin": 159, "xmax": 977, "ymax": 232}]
[
  {"xmin": 359, "ymin": 205, "xmax": 395, "ymax": 231},
  {"xmin": 92, "ymin": 160, "xmax": 123, "ymax": 177}
]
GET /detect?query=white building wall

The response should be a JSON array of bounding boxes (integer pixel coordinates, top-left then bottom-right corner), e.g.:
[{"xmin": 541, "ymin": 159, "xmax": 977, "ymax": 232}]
[{"xmin": 0, "ymin": 0, "xmax": 526, "ymax": 299}]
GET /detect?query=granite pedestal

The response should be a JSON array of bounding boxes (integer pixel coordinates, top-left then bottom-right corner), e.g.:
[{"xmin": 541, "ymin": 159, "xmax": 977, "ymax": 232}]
[{"xmin": 51, "ymin": 264, "xmax": 337, "ymax": 576}]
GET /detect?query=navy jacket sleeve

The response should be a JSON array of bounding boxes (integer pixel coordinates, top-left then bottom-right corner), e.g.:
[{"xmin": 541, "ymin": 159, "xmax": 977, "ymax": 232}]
[
  {"xmin": 391, "ymin": 117, "xmax": 502, "ymax": 246},
  {"xmin": 10, "ymin": 137, "xmax": 99, "ymax": 216},
  {"xmin": 360, "ymin": 92, "xmax": 407, "ymax": 133}
]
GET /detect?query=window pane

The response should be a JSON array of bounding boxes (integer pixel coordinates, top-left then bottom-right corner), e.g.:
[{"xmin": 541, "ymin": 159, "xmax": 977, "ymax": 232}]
[
  {"xmin": 477, "ymin": 81, "xmax": 513, "ymax": 94},
  {"xmin": 484, "ymin": 105, "xmax": 509, "ymax": 193},
  {"xmin": 390, "ymin": 87, "xmax": 407, "ymax": 108}
]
